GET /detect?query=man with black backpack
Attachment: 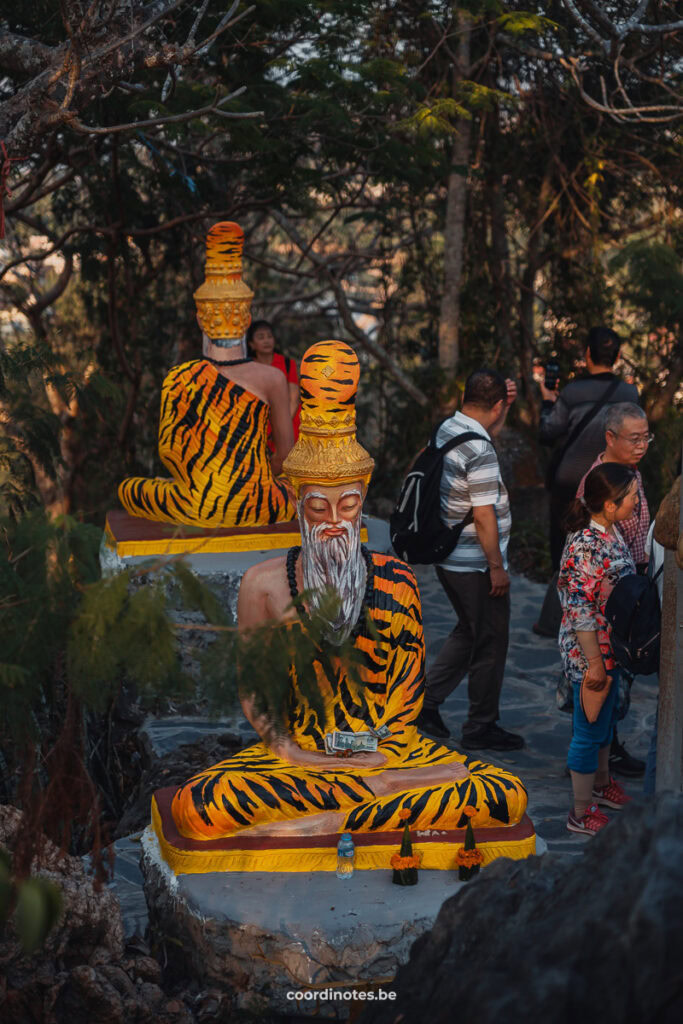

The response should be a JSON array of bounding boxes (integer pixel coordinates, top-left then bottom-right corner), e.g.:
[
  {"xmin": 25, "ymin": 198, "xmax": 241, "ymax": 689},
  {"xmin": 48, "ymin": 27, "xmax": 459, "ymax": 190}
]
[{"xmin": 415, "ymin": 369, "xmax": 525, "ymax": 752}]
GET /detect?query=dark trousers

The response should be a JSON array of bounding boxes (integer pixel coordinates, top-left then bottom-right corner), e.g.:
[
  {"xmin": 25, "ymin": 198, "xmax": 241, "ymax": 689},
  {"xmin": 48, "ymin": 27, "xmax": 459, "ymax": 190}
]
[{"xmin": 424, "ymin": 567, "xmax": 510, "ymax": 736}]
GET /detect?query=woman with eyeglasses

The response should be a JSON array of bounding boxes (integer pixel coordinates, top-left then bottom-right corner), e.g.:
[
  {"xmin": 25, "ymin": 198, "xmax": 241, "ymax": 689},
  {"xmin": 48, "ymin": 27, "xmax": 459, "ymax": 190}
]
[{"xmin": 559, "ymin": 463, "xmax": 639, "ymax": 837}]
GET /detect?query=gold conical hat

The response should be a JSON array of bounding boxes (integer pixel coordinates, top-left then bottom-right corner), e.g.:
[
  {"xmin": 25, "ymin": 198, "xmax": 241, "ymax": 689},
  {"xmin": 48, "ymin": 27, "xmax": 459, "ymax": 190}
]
[
  {"xmin": 283, "ymin": 341, "xmax": 374, "ymax": 495},
  {"xmin": 193, "ymin": 222, "xmax": 254, "ymax": 339}
]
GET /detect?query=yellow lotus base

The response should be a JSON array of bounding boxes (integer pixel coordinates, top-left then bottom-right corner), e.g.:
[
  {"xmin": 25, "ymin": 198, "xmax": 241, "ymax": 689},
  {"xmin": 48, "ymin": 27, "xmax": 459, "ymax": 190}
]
[{"xmin": 151, "ymin": 787, "xmax": 536, "ymax": 875}]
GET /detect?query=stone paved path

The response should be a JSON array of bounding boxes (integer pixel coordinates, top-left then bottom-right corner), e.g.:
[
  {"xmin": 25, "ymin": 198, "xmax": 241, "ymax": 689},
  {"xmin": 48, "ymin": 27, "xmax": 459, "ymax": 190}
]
[{"xmin": 416, "ymin": 566, "xmax": 658, "ymax": 856}]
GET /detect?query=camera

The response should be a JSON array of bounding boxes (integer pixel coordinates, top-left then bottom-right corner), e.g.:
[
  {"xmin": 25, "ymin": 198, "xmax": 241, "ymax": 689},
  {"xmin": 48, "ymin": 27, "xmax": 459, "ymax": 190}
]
[{"xmin": 544, "ymin": 360, "xmax": 560, "ymax": 391}]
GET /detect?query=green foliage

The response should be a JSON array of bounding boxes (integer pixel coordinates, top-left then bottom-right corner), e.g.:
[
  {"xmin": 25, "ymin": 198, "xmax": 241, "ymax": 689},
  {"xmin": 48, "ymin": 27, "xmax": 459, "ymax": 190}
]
[
  {"xmin": 610, "ymin": 240, "xmax": 683, "ymax": 328},
  {"xmin": 456, "ymin": 80, "xmax": 514, "ymax": 111},
  {"xmin": 0, "ymin": 512, "xmax": 236, "ymax": 739},
  {"xmin": 14, "ymin": 876, "xmax": 63, "ymax": 953},
  {"xmin": 498, "ymin": 11, "xmax": 558, "ymax": 35},
  {"xmin": 67, "ymin": 570, "xmax": 184, "ymax": 711},
  {"xmin": 201, "ymin": 587, "xmax": 378, "ymax": 733},
  {"xmin": 1, "ymin": 503, "xmax": 377, "ymax": 785},
  {"xmin": 0, "ymin": 513, "xmax": 101, "ymax": 734},
  {"xmin": 0, "ymin": 847, "xmax": 63, "ymax": 954},
  {"xmin": 395, "ymin": 98, "xmax": 472, "ymax": 136}
]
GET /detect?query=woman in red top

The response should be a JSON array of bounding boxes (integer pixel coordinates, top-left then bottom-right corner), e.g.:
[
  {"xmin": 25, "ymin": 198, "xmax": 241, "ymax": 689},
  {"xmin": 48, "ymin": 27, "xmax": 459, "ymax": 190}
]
[{"xmin": 247, "ymin": 320, "xmax": 300, "ymax": 443}]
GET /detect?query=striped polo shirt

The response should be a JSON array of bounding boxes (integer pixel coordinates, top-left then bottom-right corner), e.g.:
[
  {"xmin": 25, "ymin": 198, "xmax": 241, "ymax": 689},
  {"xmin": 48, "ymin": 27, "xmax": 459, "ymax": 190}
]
[{"xmin": 436, "ymin": 410, "xmax": 511, "ymax": 573}]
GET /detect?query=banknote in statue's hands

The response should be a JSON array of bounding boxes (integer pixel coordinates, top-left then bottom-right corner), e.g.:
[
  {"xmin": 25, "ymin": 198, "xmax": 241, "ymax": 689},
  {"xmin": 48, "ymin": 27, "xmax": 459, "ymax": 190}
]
[{"xmin": 324, "ymin": 730, "xmax": 379, "ymax": 755}]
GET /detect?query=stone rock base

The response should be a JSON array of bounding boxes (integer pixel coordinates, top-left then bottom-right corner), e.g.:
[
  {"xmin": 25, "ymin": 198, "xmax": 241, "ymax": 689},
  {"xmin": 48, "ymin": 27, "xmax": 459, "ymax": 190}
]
[
  {"xmin": 99, "ymin": 515, "xmax": 393, "ymax": 672},
  {"xmin": 359, "ymin": 795, "xmax": 683, "ymax": 1024},
  {"xmin": 140, "ymin": 827, "xmax": 462, "ymax": 1018}
]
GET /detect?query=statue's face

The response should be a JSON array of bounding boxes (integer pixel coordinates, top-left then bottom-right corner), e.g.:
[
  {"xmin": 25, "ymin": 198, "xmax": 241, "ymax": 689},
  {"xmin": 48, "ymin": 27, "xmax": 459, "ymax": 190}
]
[
  {"xmin": 299, "ymin": 483, "xmax": 364, "ymax": 540},
  {"xmin": 298, "ymin": 481, "xmax": 366, "ymax": 645}
]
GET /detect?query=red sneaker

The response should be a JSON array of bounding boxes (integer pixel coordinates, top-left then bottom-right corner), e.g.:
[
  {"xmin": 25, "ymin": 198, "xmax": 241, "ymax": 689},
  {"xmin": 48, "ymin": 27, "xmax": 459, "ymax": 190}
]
[
  {"xmin": 567, "ymin": 804, "xmax": 609, "ymax": 837},
  {"xmin": 592, "ymin": 776, "xmax": 631, "ymax": 809}
]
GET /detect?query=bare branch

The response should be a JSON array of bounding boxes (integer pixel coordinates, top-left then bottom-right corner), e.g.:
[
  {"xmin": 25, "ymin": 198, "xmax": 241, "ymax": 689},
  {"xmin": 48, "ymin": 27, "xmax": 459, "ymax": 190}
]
[
  {"xmin": 0, "ymin": 33, "xmax": 55, "ymax": 76},
  {"xmin": 568, "ymin": 60, "xmax": 683, "ymax": 122},
  {"xmin": 562, "ymin": 0, "xmax": 609, "ymax": 51},
  {"xmin": 632, "ymin": 18, "xmax": 683, "ymax": 33},
  {"xmin": 83, "ymin": 0, "xmax": 190, "ymax": 70},
  {"xmin": 191, "ymin": 3, "xmax": 255, "ymax": 58},
  {"xmin": 622, "ymin": 0, "xmax": 653, "ymax": 32},
  {"xmin": 68, "ymin": 88, "xmax": 262, "ymax": 135},
  {"xmin": 187, "ymin": 0, "xmax": 213, "ymax": 46},
  {"xmin": 0, "ymin": 225, "xmax": 114, "ymax": 282},
  {"xmin": 271, "ymin": 210, "xmax": 428, "ymax": 408},
  {"xmin": 161, "ymin": 0, "xmax": 212, "ymax": 101}
]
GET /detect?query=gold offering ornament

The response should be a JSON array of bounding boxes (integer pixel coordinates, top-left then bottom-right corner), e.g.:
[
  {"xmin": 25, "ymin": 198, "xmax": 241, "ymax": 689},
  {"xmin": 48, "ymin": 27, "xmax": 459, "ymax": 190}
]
[
  {"xmin": 193, "ymin": 221, "xmax": 254, "ymax": 339},
  {"xmin": 283, "ymin": 340, "xmax": 375, "ymax": 494}
]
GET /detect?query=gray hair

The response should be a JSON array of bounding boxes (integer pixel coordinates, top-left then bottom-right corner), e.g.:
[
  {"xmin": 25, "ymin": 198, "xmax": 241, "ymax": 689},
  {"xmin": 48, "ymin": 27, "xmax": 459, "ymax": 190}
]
[{"xmin": 604, "ymin": 402, "xmax": 646, "ymax": 434}]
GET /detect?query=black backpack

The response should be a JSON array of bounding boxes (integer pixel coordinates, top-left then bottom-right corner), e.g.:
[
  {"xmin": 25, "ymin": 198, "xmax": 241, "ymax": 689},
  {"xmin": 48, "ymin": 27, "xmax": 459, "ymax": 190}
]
[
  {"xmin": 604, "ymin": 565, "xmax": 664, "ymax": 676},
  {"xmin": 390, "ymin": 426, "xmax": 484, "ymax": 565}
]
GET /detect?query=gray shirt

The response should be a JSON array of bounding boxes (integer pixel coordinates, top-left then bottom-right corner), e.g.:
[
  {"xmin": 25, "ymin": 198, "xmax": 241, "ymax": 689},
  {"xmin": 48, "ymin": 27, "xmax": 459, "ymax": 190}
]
[
  {"xmin": 437, "ymin": 411, "xmax": 511, "ymax": 573},
  {"xmin": 539, "ymin": 372, "xmax": 639, "ymax": 491}
]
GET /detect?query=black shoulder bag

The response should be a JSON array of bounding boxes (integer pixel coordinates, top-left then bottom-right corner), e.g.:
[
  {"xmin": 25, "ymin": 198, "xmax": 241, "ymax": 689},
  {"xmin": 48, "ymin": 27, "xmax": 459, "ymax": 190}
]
[{"xmin": 544, "ymin": 377, "xmax": 621, "ymax": 490}]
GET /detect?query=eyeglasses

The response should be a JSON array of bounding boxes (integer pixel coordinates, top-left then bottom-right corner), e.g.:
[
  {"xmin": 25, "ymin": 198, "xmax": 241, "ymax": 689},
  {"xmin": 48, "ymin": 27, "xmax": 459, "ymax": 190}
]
[{"xmin": 610, "ymin": 432, "xmax": 654, "ymax": 448}]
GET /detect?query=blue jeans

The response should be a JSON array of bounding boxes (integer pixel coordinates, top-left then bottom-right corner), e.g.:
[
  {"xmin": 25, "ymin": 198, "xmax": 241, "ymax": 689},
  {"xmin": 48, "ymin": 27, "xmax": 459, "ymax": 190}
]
[{"xmin": 567, "ymin": 668, "xmax": 620, "ymax": 774}]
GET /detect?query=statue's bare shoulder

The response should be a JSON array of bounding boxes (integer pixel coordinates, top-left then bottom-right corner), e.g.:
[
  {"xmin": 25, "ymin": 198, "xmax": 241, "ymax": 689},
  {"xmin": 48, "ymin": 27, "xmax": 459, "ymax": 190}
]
[{"xmin": 238, "ymin": 555, "xmax": 291, "ymax": 629}]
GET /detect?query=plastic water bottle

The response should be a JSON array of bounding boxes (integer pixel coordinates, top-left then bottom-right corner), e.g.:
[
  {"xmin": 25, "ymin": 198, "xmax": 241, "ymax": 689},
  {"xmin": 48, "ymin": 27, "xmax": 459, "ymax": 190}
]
[{"xmin": 336, "ymin": 833, "xmax": 355, "ymax": 879}]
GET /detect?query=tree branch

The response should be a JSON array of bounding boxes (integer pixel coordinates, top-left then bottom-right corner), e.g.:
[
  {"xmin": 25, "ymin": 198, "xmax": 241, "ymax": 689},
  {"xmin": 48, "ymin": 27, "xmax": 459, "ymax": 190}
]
[
  {"xmin": 0, "ymin": 33, "xmax": 56, "ymax": 76},
  {"xmin": 68, "ymin": 87, "xmax": 263, "ymax": 135},
  {"xmin": 561, "ymin": 0, "xmax": 609, "ymax": 51},
  {"xmin": 271, "ymin": 210, "xmax": 428, "ymax": 408}
]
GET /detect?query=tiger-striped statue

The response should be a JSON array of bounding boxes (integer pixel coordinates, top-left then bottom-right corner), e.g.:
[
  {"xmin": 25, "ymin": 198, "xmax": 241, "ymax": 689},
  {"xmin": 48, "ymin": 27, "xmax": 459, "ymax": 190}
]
[
  {"xmin": 118, "ymin": 358, "xmax": 294, "ymax": 528},
  {"xmin": 118, "ymin": 221, "xmax": 295, "ymax": 529},
  {"xmin": 172, "ymin": 552, "xmax": 529, "ymax": 843},
  {"xmin": 162, "ymin": 341, "xmax": 535, "ymax": 871}
]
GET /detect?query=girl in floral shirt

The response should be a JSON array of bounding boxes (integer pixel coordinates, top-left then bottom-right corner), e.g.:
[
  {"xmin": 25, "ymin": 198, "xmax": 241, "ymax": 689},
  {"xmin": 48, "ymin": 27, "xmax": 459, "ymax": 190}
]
[{"xmin": 558, "ymin": 463, "xmax": 639, "ymax": 837}]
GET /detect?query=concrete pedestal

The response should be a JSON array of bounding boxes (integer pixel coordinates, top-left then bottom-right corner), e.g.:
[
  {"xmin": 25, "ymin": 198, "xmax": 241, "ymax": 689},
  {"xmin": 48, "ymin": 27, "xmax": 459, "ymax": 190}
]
[
  {"xmin": 141, "ymin": 827, "xmax": 548, "ymax": 1016},
  {"xmin": 100, "ymin": 514, "xmax": 391, "ymax": 623},
  {"xmin": 140, "ymin": 827, "xmax": 459, "ymax": 1017}
]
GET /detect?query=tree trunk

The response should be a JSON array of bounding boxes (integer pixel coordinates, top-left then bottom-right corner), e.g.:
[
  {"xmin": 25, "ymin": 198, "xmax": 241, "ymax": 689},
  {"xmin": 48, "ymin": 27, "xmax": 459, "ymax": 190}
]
[
  {"xmin": 519, "ymin": 171, "xmax": 552, "ymax": 425},
  {"xmin": 438, "ymin": 13, "xmax": 471, "ymax": 373},
  {"xmin": 487, "ymin": 112, "xmax": 515, "ymax": 371}
]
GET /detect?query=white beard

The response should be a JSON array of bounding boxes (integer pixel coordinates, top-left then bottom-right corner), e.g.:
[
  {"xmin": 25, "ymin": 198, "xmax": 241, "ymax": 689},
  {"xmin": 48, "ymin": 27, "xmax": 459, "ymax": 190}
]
[{"xmin": 299, "ymin": 514, "xmax": 366, "ymax": 646}]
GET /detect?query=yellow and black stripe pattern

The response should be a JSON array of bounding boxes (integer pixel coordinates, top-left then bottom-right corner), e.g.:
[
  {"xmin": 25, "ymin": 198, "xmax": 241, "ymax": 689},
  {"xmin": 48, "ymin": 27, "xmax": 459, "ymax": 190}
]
[
  {"xmin": 171, "ymin": 554, "xmax": 528, "ymax": 839},
  {"xmin": 282, "ymin": 340, "xmax": 374, "ymax": 494},
  {"xmin": 119, "ymin": 360, "xmax": 294, "ymax": 528}
]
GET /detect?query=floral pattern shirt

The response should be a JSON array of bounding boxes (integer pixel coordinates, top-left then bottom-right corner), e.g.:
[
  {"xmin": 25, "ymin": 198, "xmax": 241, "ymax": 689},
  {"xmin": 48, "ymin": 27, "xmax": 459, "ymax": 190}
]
[
  {"xmin": 557, "ymin": 521, "xmax": 636, "ymax": 685},
  {"xmin": 577, "ymin": 453, "xmax": 650, "ymax": 565}
]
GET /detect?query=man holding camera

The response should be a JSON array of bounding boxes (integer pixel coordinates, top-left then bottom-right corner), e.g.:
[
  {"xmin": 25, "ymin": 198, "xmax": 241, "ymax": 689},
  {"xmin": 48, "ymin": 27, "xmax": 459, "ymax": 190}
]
[{"xmin": 539, "ymin": 326, "xmax": 640, "ymax": 574}]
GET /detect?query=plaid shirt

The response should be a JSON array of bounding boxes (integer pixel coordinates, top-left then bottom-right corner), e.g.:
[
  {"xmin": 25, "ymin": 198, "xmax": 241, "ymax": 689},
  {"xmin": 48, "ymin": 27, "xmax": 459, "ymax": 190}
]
[{"xmin": 577, "ymin": 454, "xmax": 650, "ymax": 565}]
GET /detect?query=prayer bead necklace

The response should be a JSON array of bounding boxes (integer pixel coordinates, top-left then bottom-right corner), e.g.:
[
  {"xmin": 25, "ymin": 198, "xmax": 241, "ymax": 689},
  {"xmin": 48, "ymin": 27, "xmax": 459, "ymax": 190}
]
[
  {"xmin": 286, "ymin": 544, "xmax": 374, "ymax": 641},
  {"xmin": 206, "ymin": 355, "xmax": 253, "ymax": 366}
]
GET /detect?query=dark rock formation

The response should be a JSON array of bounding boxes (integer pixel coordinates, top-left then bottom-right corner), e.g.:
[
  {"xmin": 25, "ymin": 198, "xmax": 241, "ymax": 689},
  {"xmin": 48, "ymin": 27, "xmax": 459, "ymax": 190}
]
[
  {"xmin": 0, "ymin": 806, "xmax": 193, "ymax": 1023},
  {"xmin": 360, "ymin": 795, "xmax": 683, "ymax": 1024},
  {"xmin": 115, "ymin": 731, "xmax": 247, "ymax": 838}
]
